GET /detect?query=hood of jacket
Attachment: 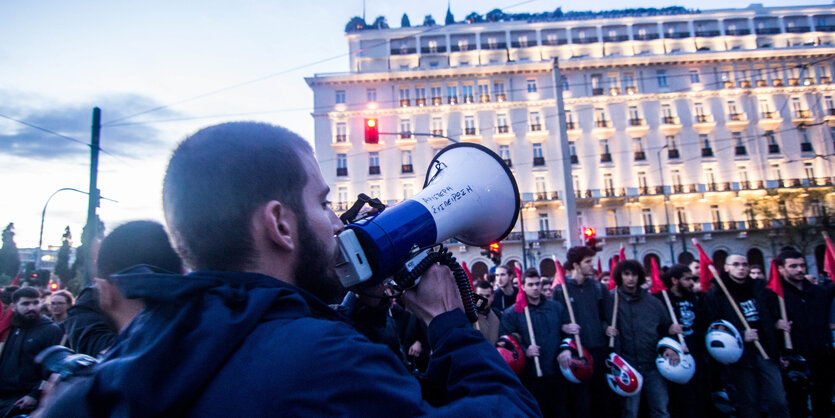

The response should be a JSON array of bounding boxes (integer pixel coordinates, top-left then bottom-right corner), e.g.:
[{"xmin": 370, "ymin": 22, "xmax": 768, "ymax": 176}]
[{"xmin": 86, "ymin": 267, "xmax": 348, "ymax": 416}]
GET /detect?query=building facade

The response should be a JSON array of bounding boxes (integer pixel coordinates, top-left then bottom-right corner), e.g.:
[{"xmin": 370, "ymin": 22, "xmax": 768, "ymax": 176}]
[{"xmin": 307, "ymin": 3, "xmax": 835, "ymax": 279}]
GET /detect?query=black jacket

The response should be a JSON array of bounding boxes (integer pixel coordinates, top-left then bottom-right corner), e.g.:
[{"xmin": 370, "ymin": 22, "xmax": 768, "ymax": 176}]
[
  {"xmin": 500, "ymin": 298, "xmax": 569, "ymax": 377},
  {"xmin": 781, "ymin": 279, "xmax": 833, "ymax": 358},
  {"xmin": 660, "ymin": 291, "xmax": 707, "ymax": 357},
  {"xmin": 63, "ymin": 286, "xmax": 118, "ymax": 357},
  {"xmin": 607, "ymin": 288, "xmax": 672, "ymax": 372},
  {"xmin": 0, "ymin": 316, "xmax": 63, "ymax": 399},
  {"xmin": 705, "ymin": 274, "xmax": 781, "ymax": 366},
  {"xmin": 552, "ymin": 276, "xmax": 609, "ymax": 349}
]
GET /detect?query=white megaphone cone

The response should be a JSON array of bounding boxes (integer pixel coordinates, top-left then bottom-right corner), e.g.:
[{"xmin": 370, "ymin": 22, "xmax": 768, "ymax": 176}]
[{"xmin": 335, "ymin": 143, "xmax": 520, "ymax": 288}]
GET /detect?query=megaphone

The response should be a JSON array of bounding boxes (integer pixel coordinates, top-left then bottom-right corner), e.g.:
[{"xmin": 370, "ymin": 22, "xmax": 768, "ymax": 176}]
[{"xmin": 335, "ymin": 142, "xmax": 520, "ymax": 289}]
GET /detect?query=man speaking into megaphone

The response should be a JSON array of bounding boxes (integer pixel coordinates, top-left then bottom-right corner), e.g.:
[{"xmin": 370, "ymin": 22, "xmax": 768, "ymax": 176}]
[{"xmin": 36, "ymin": 122, "xmax": 539, "ymax": 417}]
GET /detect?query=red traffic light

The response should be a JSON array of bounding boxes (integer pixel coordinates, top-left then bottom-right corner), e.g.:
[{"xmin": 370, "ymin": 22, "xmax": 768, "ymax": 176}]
[
  {"xmin": 49, "ymin": 282, "xmax": 58, "ymax": 291},
  {"xmin": 489, "ymin": 242, "xmax": 500, "ymax": 252},
  {"xmin": 583, "ymin": 227, "xmax": 596, "ymax": 238},
  {"xmin": 364, "ymin": 118, "xmax": 379, "ymax": 144}
]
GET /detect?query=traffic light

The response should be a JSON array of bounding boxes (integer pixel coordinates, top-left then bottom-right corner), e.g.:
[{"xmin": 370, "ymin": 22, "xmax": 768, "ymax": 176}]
[
  {"xmin": 49, "ymin": 281, "xmax": 59, "ymax": 291},
  {"xmin": 364, "ymin": 118, "xmax": 379, "ymax": 144},
  {"xmin": 583, "ymin": 227, "xmax": 601, "ymax": 253},
  {"xmin": 481, "ymin": 242, "xmax": 502, "ymax": 265}
]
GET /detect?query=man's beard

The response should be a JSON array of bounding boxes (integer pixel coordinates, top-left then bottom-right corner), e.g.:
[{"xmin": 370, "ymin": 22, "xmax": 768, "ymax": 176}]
[
  {"xmin": 292, "ymin": 215, "xmax": 344, "ymax": 304},
  {"xmin": 12, "ymin": 312, "xmax": 39, "ymax": 328}
]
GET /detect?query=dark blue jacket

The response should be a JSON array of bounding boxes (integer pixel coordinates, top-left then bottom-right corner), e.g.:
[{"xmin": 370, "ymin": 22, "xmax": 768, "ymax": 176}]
[{"xmin": 41, "ymin": 270, "xmax": 539, "ymax": 417}]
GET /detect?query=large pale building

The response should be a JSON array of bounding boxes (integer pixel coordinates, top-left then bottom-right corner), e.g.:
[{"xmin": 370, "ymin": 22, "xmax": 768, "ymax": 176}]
[{"xmin": 306, "ymin": 3, "xmax": 835, "ymax": 279}]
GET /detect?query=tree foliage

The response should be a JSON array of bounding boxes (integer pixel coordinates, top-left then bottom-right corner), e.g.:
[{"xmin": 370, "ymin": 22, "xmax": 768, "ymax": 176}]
[
  {"xmin": 445, "ymin": 7, "xmax": 455, "ymax": 25},
  {"xmin": 401, "ymin": 13, "xmax": 410, "ymax": 28},
  {"xmin": 371, "ymin": 16, "xmax": 389, "ymax": 29},
  {"xmin": 54, "ymin": 226, "xmax": 74, "ymax": 284},
  {"xmin": 345, "ymin": 16, "xmax": 367, "ymax": 33},
  {"xmin": 422, "ymin": 15, "xmax": 436, "ymax": 26},
  {"xmin": 747, "ymin": 188, "xmax": 835, "ymax": 256},
  {"xmin": 465, "ymin": 12, "xmax": 483, "ymax": 24},
  {"xmin": 0, "ymin": 223, "xmax": 20, "ymax": 278}
]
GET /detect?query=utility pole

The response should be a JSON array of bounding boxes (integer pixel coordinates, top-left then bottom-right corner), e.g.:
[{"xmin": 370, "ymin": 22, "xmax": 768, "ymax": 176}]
[
  {"xmin": 552, "ymin": 59, "xmax": 579, "ymax": 247},
  {"xmin": 83, "ymin": 107, "xmax": 101, "ymax": 286}
]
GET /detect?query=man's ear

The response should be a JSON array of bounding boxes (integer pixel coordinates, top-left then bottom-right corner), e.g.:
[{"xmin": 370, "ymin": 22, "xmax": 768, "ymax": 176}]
[
  {"xmin": 260, "ymin": 200, "xmax": 295, "ymax": 251},
  {"xmin": 96, "ymin": 278, "xmax": 116, "ymax": 312}
]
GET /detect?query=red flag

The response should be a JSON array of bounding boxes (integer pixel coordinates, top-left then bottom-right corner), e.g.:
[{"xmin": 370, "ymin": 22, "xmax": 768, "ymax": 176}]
[
  {"xmin": 552, "ymin": 260, "xmax": 566, "ymax": 289},
  {"xmin": 597, "ymin": 257, "xmax": 602, "ymax": 277},
  {"xmin": 618, "ymin": 247, "xmax": 626, "ymax": 264},
  {"xmin": 609, "ymin": 257, "xmax": 616, "ymax": 274},
  {"xmin": 0, "ymin": 303, "xmax": 11, "ymax": 342},
  {"xmin": 649, "ymin": 258, "xmax": 667, "ymax": 294},
  {"xmin": 693, "ymin": 241, "xmax": 713, "ymax": 292},
  {"xmin": 608, "ymin": 259, "xmax": 618, "ymax": 291},
  {"xmin": 824, "ymin": 235, "xmax": 835, "ymax": 283},
  {"xmin": 767, "ymin": 259, "xmax": 784, "ymax": 298},
  {"xmin": 10, "ymin": 274, "xmax": 20, "ymax": 287},
  {"xmin": 513, "ymin": 265, "xmax": 523, "ymax": 285},
  {"xmin": 514, "ymin": 280, "xmax": 528, "ymax": 313},
  {"xmin": 461, "ymin": 262, "xmax": 474, "ymax": 291}
]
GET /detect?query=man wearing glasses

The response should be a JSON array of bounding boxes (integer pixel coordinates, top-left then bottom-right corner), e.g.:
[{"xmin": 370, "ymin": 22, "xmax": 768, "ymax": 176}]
[{"xmin": 705, "ymin": 254, "xmax": 789, "ymax": 417}]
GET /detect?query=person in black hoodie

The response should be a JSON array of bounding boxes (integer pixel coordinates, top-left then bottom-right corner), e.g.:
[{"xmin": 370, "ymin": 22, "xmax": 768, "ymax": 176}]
[
  {"xmin": 659, "ymin": 264, "xmax": 709, "ymax": 418},
  {"xmin": 776, "ymin": 249, "xmax": 834, "ymax": 418},
  {"xmin": 704, "ymin": 254, "xmax": 789, "ymax": 418},
  {"xmin": 0, "ymin": 287, "xmax": 63, "ymax": 416}
]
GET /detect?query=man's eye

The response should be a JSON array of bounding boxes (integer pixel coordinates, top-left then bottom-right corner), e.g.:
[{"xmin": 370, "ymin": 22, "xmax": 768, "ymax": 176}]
[{"xmin": 323, "ymin": 201, "xmax": 332, "ymax": 209}]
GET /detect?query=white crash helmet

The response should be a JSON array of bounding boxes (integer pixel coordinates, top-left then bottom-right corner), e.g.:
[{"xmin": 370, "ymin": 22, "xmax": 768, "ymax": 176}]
[
  {"xmin": 655, "ymin": 337, "xmax": 696, "ymax": 384},
  {"xmin": 605, "ymin": 353, "xmax": 643, "ymax": 397},
  {"xmin": 706, "ymin": 320, "xmax": 744, "ymax": 364}
]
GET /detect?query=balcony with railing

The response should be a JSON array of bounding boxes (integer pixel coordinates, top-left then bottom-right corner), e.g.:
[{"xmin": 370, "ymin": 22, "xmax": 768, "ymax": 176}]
[
  {"xmin": 369, "ymin": 165, "xmax": 381, "ymax": 175},
  {"xmin": 801, "ymin": 142, "xmax": 814, "ymax": 152},
  {"xmin": 478, "ymin": 94, "xmax": 490, "ymax": 103},
  {"xmin": 401, "ymin": 164, "xmax": 413, "ymax": 174},
  {"xmin": 605, "ymin": 226, "xmax": 631, "ymax": 236},
  {"xmin": 335, "ymin": 134, "xmax": 347, "ymax": 143},
  {"xmin": 336, "ymin": 167, "xmax": 348, "ymax": 177},
  {"xmin": 678, "ymin": 223, "xmax": 703, "ymax": 232},
  {"xmin": 503, "ymin": 158, "xmax": 512, "ymax": 167},
  {"xmin": 725, "ymin": 28, "xmax": 750, "ymax": 35},
  {"xmin": 603, "ymin": 34, "xmax": 629, "ymax": 42},
  {"xmin": 538, "ymin": 230, "xmax": 564, "ymax": 240},
  {"xmin": 768, "ymin": 144, "xmax": 780, "ymax": 153},
  {"xmin": 738, "ymin": 80, "xmax": 752, "ymax": 88},
  {"xmin": 570, "ymin": 155, "xmax": 579, "ymax": 164},
  {"xmin": 735, "ymin": 146, "xmax": 747, "ymax": 156},
  {"xmin": 625, "ymin": 86, "xmax": 637, "ymax": 95},
  {"xmin": 534, "ymin": 191, "xmax": 560, "ymax": 201},
  {"xmin": 399, "ymin": 99, "xmax": 411, "ymax": 107},
  {"xmin": 391, "ymin": 47, "xmax": 417, "ymax": 55},
  {"xmin": 643, "ymin": 224, "xmax": 658, "ymax": 234},
  {"xmin": 481, "ymin": 42, "xmax": 507, "ymax": 50},
  {"xmin": 609, "ymin": 87, "xmax": 621, "ymax": 96},
  {"xmin": 756, "ymin": 79, "xmax": 768, "ymax": 87},
  {"xmin": 573, "ymin": 37, "xmax": 599, "ymax": 44},
  {"xmin": 533, "ymin": 156, "xmax": 546, "ymax": 166},
  {"xmin": 494, "ymin": 93, "xmax": 506, "ymax": 102},
  {"xmin": 566, "ymin": 121, "xmax": 578, "ymax": 130},
  {"xmin": 633, "ymin": 33, "xmax": 660, "ymax": 40},
  {"xmin": 668, "ymin": 148, "xmax": 680, "ymax": 159},
  {"xmin": 773, "ymin": 78, "xmax": 785, "ymax": 87},
  {"xmin": 600, "ymin": 153, "xmax": 612, "ymax": 163},
  {"xmin": 603, "ymin": 187, "xmax": 618, "ymax": 197},
  {"xmin": 756, "ymin": 27, "xmax": 781, "ymax": 35},
  {"xmin": 497, "ymin": 125, "xmax": 510, "ymax": 134},
  {"xmin": 702, "ymin": 147, "xmax": 714, "ymax": 157},
  {"xmin": 695, "ymin": 30, "xmax": 720, "ymax": 37},
  {"xmin": 822, "ymin": 76, "xmax": 832, "ymax": 84},
  {"xmin": 596, "ymin": 120, "xmax": 610, "ymax": 128},
  {"xmin": 629, "ymin": 118, "xmax": 645, "ymax": 126},
  {"xmin": 421, "ymin": 46, "xmax": 447, "ymax": 54},
  {"xmin": 786, "ymin": 26, "xmax": 811, "ymax": 33},
  {"xmin": 592, "ymin": 88, "xmax": 605, "ymax": 96},
  {"xmin": 431, "ymin": 97, "xmax": 443, "ymax": 106},
  {"xmin": 415, "ymin": 98, "xmax": 427, "ymax": 107},
  {"xmin": 464, "ymin": 127, "xmax": 477, "ymax": 136},
  {"xmin": 634, "ymin": 151, "xmax": 646, "ymax": 161},
  {"xmin": 793, "ymin": 109, "xmax": 814, "ymax": 125},
  {"xmin": 530, "ymin": 123, "xmax": 542, "ymax": 132}
]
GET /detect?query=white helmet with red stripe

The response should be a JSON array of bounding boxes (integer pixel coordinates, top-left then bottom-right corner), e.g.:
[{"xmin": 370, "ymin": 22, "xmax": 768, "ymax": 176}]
[{"xmin": 605, "ymin": 353, "xmax": 643, "ymax": 397}]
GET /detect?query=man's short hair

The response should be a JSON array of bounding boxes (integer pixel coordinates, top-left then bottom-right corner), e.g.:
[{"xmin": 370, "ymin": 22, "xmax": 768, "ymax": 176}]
[
  {"xmin": 163, "ymin": 122, "xmax": 312, "ymax": 271},
  {"xmin": 661, "ymin": 264, "xmax": 692, "ymax": 289},
  {"xmin": 13, "ymin": 287, "xmax": 40, "ymax": 303},
  {"xmin": 51, "ymin": 290, "xmax": 75, "ymax": 306},
  {"xmin": 749, "ymin": 264, "xmax": 764, "ymax": 272},
  {"xmin": 485, "ymin": 273, "xmax": 496, "ymax": 285},
  {"xmin": 496, "ymin": 265, "xmax": 513, "ymax": 276},
  {"xmin": 612, "ymin": 260, "xmax": 646, "ymax": 287},
  {"xmin": 566, "ymin": 246, "xmax": 595, "ymax": 270},
  {"xmin": 97, "ymin": 221, "xmax": 183, "ymax": 279},
  {"xmin": 521, "ymin": 267, "xmax": 540, "ymax": 285},
  {"xmin": 775, "ymin": 248, "xmax": 804, "ymax": 267},
  {"xmin": 474, "ymin": 280, "xmax": 492, "ymax": 291}
]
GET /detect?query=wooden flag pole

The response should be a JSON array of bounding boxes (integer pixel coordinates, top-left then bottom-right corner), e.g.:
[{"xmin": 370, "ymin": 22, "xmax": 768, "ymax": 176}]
[
  {"xmin": 524, "ymin": 306, "xmax": 543, "ymax": 377},
  {"xmin": 609, "ymin": 290, "xmax": 619, "ymax": 348},
  {"xmin": 560, "ymin": 284, "xmax": 585, "ymax": 358},
  {"xmin": 778, "ymin": 297, "xmax": 792, "ymax": 350},
  {"xmin": 661, "ymin": 290, "xmax": 688, "ymax": 350},
  {"xmin": 707, "ymin": 264, "xmax": 769, "ymax": 360}
]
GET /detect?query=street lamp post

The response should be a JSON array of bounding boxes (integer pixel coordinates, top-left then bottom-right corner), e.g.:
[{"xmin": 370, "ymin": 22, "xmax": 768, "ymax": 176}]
[
  {"xmin": 655, "ymin": 146, "xmax": 676, "ymax": 265},
  {"xmin": 36, "ymin": 188, "xmax": 116, "ymax": 269}
]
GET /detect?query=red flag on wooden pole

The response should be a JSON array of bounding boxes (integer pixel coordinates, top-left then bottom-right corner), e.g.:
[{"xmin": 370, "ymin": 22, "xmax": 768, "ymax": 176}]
[
  {"xmin": 650, "ymin": 258, "xmax": 667, "ymax": 294},
  {"xmin": 514, "ymin": 265, "xmax": 523, "ymax": 285},
  {"xmin": 766, "ymin": 259, "xmax": 784, "ymax": 298},
  {"xmin": 552, "ymin": 260, "xmax": 566, "ymax": 289},
  {"xmin": 823, "ymin": 233, "xmax": 835, "ymax": 284},
  {"xmin": 693, "ymin": 241, "xmax": 713, "ymax": 292},
  {"xmin": 597, "ymin": 257, "xmax": 602, "ymax": 277},
  {"xmin": 618, "ymin": 246, "xmax": 626, "ymax": 264},
  {"xmin": 514, "ymin": 281, "xmax": 528, "ymax": 313},
  {"xmin": 608, "ymin": 262, "xmax": 618, "ymax": 291}
]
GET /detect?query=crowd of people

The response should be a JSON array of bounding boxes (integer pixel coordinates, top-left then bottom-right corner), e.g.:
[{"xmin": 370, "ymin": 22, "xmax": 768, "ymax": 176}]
[
  {"xmin": 471, "ymin": 246, "xmax": 834, "ymax": 418},
  {"xmin": 0, "ymin": 120, "xmax": 831, "ymax": 417}
]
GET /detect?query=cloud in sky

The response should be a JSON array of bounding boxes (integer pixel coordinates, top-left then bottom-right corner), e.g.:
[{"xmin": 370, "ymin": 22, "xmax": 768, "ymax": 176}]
[{"xmin": 0, "ymin": 91, "xmax": 181, "ymax": 161}]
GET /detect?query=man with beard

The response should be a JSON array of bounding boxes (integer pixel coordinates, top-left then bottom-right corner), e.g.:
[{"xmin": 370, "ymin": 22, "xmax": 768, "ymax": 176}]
[
  {"xmin": 776, "ymin": 249, "xmax": 833, "ymax": 418},
  {"xmin": 0, "ymin": 287, "xmax": 63, "ymax": 416},
  {"xmin": 474, "ymin": 280, "xmax": 499, "ymax": 345},
  {"xmin": 36, "ymin": 122, "xmax": 538, "ymax": 417},
  {"xmin": 705, "ymin": 254, "xmax": 789, "ymax": 418},
  {"xmin": 659, "ymin": 264, "xmax": 709, "ymax": 418}
]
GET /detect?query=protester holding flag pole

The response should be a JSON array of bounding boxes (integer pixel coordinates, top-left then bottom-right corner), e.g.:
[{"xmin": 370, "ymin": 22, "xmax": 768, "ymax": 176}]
[
  {"xmin": 649, "ymin": 258, "xmax": 687, "ymax": 350},
  {"xmin": 775, "ymin": 247, "xmax": 833, "ymax": 418},
  {"xmin": 554, "ymin": 247, "xmax": 613, "ymax": 418},
  {"xmin": 500, "ymin": 268, "xmax": 570, "ymax": 417},
  {"xmin": 766, "ymin": 260, "xmax": 791, "ymax": 350},
  {"xmin": 699, "ymin": 240, "xmax": 790, "ymax": 417}
]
